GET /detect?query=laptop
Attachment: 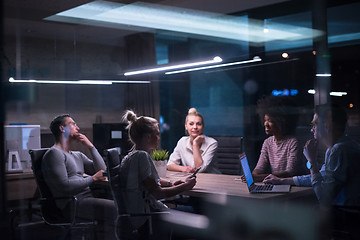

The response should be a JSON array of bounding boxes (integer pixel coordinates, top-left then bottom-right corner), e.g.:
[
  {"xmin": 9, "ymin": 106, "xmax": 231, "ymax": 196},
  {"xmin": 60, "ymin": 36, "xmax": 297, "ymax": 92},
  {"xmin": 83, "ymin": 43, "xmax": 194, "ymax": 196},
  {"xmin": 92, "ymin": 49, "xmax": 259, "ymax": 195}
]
[{"xmin": 239, "ymin": 153, "xmax": 291, "ymax": 193}]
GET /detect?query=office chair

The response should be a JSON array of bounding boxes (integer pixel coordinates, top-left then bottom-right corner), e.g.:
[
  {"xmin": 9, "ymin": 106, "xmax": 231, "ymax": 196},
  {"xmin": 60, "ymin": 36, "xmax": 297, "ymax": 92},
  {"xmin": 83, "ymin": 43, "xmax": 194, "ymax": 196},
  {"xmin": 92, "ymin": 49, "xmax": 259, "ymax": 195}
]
[
  {"xmin": 211, "ymin": 136, "xmax": 244, "ymax": 175},
  {"xmin": 29, "ymin": 148, "xmax": 96, "ymax": 239},
  {"xmin": 331, "ymin": 205, "xmax": 360, "ymax": 239},
  {"xmin": 104, "ymin": 148, "xmax": 170, "ymax": 240}
]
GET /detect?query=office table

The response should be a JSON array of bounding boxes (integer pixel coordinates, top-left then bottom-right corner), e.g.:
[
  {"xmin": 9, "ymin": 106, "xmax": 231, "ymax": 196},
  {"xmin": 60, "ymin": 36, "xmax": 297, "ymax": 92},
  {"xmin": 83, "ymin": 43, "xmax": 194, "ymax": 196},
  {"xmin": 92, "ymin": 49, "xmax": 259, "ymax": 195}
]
[
  {"xmin": 6, "ymin": 168, "xmax": 37, "ymax": 201},
  {"xmin": 166, "ymin": 171, "xmax": 315, "ymax": 201},
  {"xmin": 164, "ymin": 172, "xmax": 321, "ymax": 240}
]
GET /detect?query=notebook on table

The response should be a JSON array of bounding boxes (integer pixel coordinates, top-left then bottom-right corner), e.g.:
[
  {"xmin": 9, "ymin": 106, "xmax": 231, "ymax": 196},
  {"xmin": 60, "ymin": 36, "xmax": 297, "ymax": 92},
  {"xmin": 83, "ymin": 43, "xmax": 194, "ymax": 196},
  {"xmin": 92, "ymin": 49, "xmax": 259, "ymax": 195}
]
[{"xmin": 239, "ymin": 153, "xmax": 291, "ymax": 193}]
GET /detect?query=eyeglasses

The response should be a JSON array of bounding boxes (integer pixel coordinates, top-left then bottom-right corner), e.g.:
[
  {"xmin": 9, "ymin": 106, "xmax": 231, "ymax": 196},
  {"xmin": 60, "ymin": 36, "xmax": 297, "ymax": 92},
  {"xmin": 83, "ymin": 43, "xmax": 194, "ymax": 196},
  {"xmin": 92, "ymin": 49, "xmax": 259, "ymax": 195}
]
[{"xmin": 310, "ymin": 121, "xmax": 318, "ymax": 128}]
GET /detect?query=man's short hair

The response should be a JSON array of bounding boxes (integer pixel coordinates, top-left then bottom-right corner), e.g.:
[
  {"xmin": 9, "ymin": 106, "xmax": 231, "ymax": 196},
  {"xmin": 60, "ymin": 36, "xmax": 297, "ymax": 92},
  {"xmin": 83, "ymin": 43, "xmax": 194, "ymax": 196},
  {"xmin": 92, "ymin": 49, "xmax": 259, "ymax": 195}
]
[
  {"xmin": 50, "ymin": 114, "xmax": 71, "ymax": 141},
  {"xmin": 315, "ymin": 103, "xmax": 347, "ymax": 133}
]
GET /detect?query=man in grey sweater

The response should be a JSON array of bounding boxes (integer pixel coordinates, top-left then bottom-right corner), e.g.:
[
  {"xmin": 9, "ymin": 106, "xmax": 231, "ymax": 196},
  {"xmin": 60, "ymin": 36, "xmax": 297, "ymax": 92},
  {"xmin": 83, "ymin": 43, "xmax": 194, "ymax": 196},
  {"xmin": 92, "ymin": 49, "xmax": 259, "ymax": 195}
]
[{"xmin": 42, "ymin": 114, "xmax": 116, "ymax": 239}]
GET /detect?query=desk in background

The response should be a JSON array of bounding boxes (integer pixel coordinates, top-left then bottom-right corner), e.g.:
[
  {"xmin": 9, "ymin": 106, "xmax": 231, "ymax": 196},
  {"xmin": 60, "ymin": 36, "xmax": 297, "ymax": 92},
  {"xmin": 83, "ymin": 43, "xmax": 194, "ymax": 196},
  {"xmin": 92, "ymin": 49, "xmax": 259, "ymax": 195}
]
[
  {"xmin": 166, "ymin": 171, "xmax": 315, "ymax": 202},
  {"xmin": 6, "ymin": 168, "xmax": 37, "ymax": 202}
]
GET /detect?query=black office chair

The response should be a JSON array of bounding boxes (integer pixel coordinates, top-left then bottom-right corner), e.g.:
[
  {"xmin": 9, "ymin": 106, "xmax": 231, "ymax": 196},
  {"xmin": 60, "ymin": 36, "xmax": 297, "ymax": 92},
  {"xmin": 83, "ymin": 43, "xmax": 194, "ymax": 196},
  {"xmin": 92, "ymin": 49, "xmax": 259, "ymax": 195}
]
[
  {"xmin": 331, "ymin": 205, "xmax": 360, "ymax": 239},
  {"xmin": 211, "ymin": 136, "xmax": 244, "ymax": 175},
  {"xmin": 104, "ymin": 148, "xmax": 170, "ymax": 240},
  {"xmin": 29, "ymin": 148, "xmax": 96, "ymax": 239}
]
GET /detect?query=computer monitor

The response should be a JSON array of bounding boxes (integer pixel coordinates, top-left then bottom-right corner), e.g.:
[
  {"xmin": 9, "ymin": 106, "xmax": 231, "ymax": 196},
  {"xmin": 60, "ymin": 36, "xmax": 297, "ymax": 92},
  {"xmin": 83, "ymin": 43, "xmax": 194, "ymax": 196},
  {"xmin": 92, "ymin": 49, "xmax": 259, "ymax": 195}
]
[
  {"xmin": 5, "ymin": 125, "xmax": 41, "ymax": 169},
  {"xmin": 93, "ymin": 123, "xmax": 132, "ymax": 158}
]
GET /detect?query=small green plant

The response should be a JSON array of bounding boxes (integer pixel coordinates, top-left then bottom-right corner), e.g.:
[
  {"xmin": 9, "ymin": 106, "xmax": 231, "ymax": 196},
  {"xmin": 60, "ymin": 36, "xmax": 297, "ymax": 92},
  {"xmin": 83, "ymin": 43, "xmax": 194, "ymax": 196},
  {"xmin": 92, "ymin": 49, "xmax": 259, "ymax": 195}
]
[{"xmin": 151, "ymin": 149, "xmax": 169, "ymax": 161}]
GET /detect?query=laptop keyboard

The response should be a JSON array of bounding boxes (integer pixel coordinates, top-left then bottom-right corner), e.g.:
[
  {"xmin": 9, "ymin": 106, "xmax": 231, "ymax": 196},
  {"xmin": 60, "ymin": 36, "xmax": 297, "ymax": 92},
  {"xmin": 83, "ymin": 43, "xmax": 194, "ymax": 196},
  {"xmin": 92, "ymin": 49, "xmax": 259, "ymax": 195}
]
[{"xmin": 254, "ymin": 184, "xmax": 273, "ymax": 191}]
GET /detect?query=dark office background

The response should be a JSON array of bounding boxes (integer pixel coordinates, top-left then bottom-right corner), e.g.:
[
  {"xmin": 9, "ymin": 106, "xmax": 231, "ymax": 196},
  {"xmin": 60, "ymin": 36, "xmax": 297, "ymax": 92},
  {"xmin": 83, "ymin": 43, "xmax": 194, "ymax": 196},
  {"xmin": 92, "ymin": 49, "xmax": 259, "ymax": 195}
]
[{"xmin": 1, "ymin": 0, "xmax": 360, "ymax": 237}]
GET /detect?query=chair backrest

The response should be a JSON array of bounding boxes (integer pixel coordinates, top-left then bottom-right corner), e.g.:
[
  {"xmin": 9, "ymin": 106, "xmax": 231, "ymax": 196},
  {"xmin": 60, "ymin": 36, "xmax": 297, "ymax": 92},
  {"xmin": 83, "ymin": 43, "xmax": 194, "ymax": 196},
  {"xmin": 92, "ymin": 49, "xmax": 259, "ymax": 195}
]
[
  {"xmin": 30, "ymin": 148, "xmax": 50, "ymax": 198},
  {"xmin": 104, "ymin": 148, "xmax": 168, "ymax": 238},
  {"xmin": 103, "ymin": 148, "xmax": 124, "ymax": 214},
  {"xmin": 211, "ymin": 136, "xmax": 244, "ymax": 175},
  {"xmin": 30, "ymin": 148, "xmax": 69, "ymax": 223},
  {"xmin": 104, "ymin": 148, "xmax": 121, "ymax": 169}
]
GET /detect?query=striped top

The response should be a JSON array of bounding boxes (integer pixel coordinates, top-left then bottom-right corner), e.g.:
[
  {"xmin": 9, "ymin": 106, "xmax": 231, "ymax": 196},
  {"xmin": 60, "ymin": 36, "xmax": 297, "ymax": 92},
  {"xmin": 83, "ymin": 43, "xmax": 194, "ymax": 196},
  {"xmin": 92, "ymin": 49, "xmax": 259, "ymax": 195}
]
[{"xmin": 254, "ymin": 136, "xmax": 299, "ymax": 176}]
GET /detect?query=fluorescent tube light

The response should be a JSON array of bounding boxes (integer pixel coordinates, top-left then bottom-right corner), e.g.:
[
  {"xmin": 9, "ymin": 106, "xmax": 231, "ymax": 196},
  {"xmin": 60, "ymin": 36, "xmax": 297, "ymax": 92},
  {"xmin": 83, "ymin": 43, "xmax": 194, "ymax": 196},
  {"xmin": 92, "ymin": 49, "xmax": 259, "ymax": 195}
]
[
  {"xmin": 124, "ymin": 56, "xmax": 222, "ymax": 76},
  {"xmin": 308, "ymin": 89, "xmax": 316, "ymax": 94},
  {"xmin": 330, "ymin": 92, "xmax": 347, "ymax": 96},
  {"xmin": 9, "ymin": 78, "xmax": 112, "ymax": 85},
  {"xmin": 308, "ymin": 89, "xmax": 347, "ymax": 97},
  {"xmin": 111, "ymin": 80, "xmax": 150, "ymax": 84},
  {"xmin": 165, "ymin": 57, "xmax": 261, "ymax": 75},
  {"xmin": 9, "ymin": 77, "xmax": 150, "ymax": 84},
  {"xmin": 316, "ymin": 73, "xmax": 332, "ymax": 77}
]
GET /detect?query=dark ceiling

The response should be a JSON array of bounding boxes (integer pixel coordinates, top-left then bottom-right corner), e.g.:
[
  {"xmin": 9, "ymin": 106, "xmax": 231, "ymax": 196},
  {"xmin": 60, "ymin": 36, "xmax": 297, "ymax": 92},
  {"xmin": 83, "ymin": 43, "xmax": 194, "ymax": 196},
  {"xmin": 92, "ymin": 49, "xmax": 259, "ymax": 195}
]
[{"xmin": 3, "ymin": 0, "xmax": 290, "ymax": 47}]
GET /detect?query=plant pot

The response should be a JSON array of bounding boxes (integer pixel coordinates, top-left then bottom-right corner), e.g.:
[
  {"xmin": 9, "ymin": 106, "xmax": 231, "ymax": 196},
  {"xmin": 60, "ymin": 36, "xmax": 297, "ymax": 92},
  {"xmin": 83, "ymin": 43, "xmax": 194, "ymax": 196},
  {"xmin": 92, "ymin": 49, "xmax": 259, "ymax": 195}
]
[{"xmin": 153, "ymin": 160, "xmax": 168, "ymax": 178}]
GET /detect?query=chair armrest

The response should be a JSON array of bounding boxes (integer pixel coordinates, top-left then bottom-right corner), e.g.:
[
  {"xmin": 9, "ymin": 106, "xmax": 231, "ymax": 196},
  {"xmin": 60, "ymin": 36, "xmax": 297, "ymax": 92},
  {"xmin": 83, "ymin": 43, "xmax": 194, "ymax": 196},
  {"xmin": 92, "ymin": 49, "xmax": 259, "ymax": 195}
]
[
  {"xmin": 40, "ymin": 196, "xmax": 77, "ymax": 201},
  {"xmin": 119, "ymin": 211, "xmax": 170, "ymax": 218},
  {"xmin": 40, "ymin": 196, "xmax": 86, "ymax": 226}
]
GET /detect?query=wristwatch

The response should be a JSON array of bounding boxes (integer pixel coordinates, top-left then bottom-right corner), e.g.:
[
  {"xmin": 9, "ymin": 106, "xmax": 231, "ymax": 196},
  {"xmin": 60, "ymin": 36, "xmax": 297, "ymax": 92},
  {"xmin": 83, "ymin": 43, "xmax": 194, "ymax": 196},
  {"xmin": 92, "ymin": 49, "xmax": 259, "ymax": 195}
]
[
  {"xmin": 306, "ymin": 161, "xmax": 312, "ymax": 169},
  {"xmin": 307, "ymin": 161, "xmax": 319, "ymax": 170}
]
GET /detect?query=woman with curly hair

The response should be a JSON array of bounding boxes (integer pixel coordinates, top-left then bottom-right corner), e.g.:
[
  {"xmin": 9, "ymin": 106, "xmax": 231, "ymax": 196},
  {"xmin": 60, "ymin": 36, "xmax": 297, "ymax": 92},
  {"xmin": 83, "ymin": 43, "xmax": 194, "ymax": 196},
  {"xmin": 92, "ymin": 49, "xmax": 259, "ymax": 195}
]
[{"xmin": 252, "ymin": 95, "xmax": 306, "ymax": 182}]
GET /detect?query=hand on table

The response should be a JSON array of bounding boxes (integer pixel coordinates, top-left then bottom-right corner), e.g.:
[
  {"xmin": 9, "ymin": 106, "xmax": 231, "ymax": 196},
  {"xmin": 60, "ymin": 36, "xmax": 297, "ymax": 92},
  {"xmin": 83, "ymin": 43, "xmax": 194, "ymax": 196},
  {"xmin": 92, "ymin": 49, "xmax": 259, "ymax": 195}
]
[
  {"xmin": 263, "ymin": 174, "xmax": 281, "ymax": 185},
  {"xmin": 173, "ymin": 180, "xmax": 184, "ymax": 186},
  {"xmin": 240, "ymin": 175, "xmax": 246, "ymax": 183},
  {"xmin": 92, "ymin": 170, "xmax": 107, "ymax": 182},
  {"xmin": 183, "ymin": 166, "xmax": 196, "ymax": 173},
  {"xmin": 183, "ymin": 176, "xmax": 196, "ymax": 190}
]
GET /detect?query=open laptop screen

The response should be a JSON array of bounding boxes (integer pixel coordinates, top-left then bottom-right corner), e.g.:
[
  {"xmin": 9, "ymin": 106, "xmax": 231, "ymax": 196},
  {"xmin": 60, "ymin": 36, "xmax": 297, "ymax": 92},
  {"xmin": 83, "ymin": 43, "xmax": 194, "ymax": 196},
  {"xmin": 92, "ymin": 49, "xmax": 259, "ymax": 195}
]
[{"xmin": 240, "ymin": 154, "xmax": 254, "ymax": 187}]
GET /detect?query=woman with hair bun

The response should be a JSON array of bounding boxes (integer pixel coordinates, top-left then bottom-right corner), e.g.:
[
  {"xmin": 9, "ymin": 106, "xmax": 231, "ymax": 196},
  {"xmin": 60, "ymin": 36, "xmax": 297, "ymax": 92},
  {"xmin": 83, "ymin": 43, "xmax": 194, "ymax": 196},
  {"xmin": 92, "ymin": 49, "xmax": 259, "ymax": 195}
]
[
  {"xmin": 167, "ymin": 108, "xmax": 219, "ymax": 173},
  {"xmin": 117, "ymin": 110, "xmax": 196, "ymax": 239}
]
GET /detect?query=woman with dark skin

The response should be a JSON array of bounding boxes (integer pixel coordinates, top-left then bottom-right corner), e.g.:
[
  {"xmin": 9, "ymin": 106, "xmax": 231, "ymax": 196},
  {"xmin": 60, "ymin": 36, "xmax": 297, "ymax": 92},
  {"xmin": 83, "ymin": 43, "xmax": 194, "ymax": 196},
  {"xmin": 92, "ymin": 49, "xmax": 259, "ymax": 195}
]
[{"xmin": 251, "ymin": 96, "xmax": 305, "ymax": 182}]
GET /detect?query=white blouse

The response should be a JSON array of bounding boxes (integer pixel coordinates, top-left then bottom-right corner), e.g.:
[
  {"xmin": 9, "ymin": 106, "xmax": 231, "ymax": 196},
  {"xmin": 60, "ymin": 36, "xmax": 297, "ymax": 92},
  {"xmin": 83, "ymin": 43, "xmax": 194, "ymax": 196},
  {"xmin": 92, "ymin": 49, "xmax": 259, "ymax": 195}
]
[{"xmin": 167, "ymin": 136, "xmax": 219, "ymax": 173}]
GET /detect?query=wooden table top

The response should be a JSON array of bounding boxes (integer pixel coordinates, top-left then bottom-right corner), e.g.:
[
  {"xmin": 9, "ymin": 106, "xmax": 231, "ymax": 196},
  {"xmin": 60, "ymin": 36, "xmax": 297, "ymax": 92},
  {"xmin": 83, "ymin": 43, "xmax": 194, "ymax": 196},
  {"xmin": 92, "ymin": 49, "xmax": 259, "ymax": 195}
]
[
  {"xmin": 166, "ymin": 171, "xmax": 314, "ymax": 201},
  {"xmin": 6, "ymin": 168, "xmax": 34, "ymax": 180}
]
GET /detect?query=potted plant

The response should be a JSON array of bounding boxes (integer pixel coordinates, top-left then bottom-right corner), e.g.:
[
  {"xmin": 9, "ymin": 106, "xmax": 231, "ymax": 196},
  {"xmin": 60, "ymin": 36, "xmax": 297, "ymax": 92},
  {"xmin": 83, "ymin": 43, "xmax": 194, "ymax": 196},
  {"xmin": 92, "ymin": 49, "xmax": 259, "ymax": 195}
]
[{"xmin": 151, "ymin": 149, "xmax": 169, "ymax": 178}]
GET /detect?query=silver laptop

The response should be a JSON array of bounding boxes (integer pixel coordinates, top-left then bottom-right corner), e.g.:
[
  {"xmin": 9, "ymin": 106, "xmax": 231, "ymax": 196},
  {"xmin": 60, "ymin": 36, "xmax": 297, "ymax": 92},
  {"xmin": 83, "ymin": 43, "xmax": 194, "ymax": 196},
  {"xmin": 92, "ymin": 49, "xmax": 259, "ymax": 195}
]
[{"xmin": 239, "ymin": 153, "xmax": 291, "ymax": 193}]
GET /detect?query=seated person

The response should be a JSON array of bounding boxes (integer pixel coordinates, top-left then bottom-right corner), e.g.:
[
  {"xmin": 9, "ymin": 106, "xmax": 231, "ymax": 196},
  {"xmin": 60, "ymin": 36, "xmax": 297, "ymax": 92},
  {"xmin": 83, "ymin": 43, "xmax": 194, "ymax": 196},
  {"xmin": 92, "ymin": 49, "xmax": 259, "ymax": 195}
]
[
  {"xmin": 264, "ymin": 104, "xmax": 360, "ymax": 206},
  {"xmin": 42, "ymin": 114, "xmax": 116, "ymax": 239},
  {"xmin": 167, "ymin": 108, "xmax": 219, "ymax": 173},
  {"xmin": 118, "ymin": 110, "xmax": 196, "ymax": 239},
  {"xmin": 306, "ymin": 103, "xmax": 360, "ymax": 207},
  {"xmin": 252, "ymin": 96, "xmax": 307, "ymax": 182},
  {"xmin": 263, "ymin": 165, "xmax": 325, "ymax": 186},
  {"xmin": 265, "ymin": 104, "xmax": 360, "ymax": 238}
]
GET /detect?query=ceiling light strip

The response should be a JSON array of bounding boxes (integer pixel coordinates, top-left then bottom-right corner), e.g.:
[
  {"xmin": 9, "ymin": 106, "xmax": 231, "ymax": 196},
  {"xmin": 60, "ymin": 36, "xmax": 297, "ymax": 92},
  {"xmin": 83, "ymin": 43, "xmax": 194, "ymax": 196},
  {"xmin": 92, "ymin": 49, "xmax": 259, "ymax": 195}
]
[
  {"xmin": 330, "ymin": 92, "xmax": 347, "ymax": 96},
  {"xmin": 316, "ymin": 73, "xmax": 332, "ymax": 77},
  {"xmin": 308, "ymin": 89, "xmax": 316, "ymax": 94},
  {"xmin": 308, "ymin": 89, "xmax": 347, "ymax": 97},
  {"xmin": 124, "ymin": 56, "xmax": 222, "ymax": 76},
  {"xmin": 165, "ymin": 57, "xmax": 262, "ymax": 75},
  {"xmin": 9, "ymin": 78, "xmax": 149, "ymax": 84},
  {"xmin": 112, "ymin": 80, "xmax": 150, "ymax": 84}
]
